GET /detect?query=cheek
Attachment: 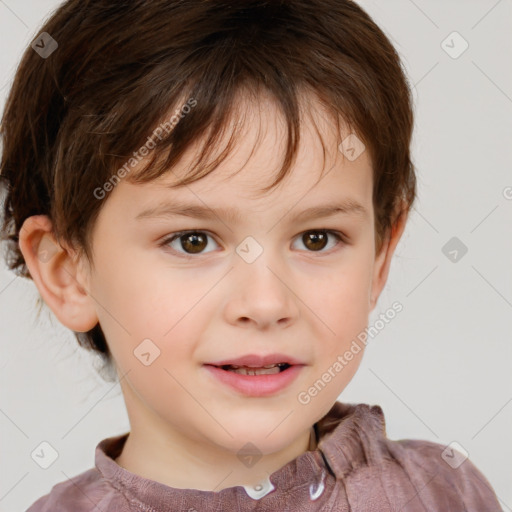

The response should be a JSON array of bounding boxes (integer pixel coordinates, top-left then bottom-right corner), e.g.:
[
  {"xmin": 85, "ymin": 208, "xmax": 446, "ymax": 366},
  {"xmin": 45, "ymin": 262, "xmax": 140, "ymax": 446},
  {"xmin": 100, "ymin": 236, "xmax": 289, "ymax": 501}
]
[
  {"xmin": 307, "ymin": 256, "xmax": 373, "ymax": 349},
  {"xmin": 91, "ymin": 244, "xmax": 182, "ymax": 330},
  {"xmin": 91, "ymin": 254, "xmax": 211, "ymax": 373}
]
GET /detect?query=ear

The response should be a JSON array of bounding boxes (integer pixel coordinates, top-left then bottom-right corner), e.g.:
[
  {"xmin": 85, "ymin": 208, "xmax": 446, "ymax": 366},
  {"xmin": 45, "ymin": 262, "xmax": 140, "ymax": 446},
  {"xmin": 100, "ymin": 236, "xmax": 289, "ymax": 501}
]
[
  {"xmin": 18, "ymin": 215, "xmax": 98, "ymax": 332},
  {"xmin": 369, "ymin": 207, "xmax": 409, "ymax": 311}
]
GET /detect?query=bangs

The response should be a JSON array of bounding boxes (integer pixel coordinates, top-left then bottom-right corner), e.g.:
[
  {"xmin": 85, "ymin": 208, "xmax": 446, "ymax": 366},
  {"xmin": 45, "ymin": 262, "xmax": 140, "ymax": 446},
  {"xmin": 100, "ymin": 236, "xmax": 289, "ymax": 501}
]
[{"xmin": 113, "ymin": 81, "xmax": 356, "ymax": 197}]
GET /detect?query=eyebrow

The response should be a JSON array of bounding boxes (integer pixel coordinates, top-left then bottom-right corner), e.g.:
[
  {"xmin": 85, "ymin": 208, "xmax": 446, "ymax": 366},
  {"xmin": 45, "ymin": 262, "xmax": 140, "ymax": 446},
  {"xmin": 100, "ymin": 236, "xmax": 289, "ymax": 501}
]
[{"xmin": 135, "ymin": 199, "xmax": 368, "ymax": 224}]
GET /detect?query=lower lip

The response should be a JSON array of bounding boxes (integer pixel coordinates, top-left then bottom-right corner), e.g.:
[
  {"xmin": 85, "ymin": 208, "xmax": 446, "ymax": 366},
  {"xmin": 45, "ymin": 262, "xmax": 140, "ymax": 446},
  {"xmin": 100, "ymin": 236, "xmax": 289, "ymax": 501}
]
[{"xmin": 203, "ymin": 365, "xmax": 304, "ymax": 397}]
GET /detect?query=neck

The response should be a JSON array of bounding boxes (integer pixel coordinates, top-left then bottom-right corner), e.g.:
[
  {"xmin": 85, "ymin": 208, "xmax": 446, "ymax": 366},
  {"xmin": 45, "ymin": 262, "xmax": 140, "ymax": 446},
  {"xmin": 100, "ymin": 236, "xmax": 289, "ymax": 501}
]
[{"xmin": 115, "ymin": 424, "xmax": 316, "ymax": 491}]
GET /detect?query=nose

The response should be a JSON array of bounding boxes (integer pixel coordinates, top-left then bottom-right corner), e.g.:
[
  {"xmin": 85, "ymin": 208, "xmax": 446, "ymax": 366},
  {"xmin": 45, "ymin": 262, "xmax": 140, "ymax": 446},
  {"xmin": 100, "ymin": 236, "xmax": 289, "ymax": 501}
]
[{"xmin": 223, "ymin": 248, "xmax": 300, "ymax": 329}]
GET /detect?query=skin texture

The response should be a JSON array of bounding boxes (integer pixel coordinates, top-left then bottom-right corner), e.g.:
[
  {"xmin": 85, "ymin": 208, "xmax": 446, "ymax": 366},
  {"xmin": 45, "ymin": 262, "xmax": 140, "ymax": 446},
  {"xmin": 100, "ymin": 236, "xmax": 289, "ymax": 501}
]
[{"xmin": 19, "ymin": 93, "xmax": 407, "ymax": 491}]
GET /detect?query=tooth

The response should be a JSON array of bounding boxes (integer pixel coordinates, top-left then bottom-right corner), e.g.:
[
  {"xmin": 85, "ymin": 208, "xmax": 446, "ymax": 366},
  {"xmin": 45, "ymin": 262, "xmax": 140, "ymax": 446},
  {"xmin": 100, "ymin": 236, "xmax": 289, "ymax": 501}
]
[
  {"xmin": 230, "ymin": 366, "xmax": 281, "ymax": 375},
  {"xmin": 228, "ymin": 364, "xmax": 277, "ymax": 369}
]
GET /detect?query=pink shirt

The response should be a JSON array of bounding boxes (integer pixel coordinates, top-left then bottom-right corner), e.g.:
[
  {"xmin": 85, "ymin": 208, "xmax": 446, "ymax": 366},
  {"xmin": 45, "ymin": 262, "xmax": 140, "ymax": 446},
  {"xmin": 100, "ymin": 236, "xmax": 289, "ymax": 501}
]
[{"xmin": 26, "ymin": 401, "xmax": 503, "ymax": 511}]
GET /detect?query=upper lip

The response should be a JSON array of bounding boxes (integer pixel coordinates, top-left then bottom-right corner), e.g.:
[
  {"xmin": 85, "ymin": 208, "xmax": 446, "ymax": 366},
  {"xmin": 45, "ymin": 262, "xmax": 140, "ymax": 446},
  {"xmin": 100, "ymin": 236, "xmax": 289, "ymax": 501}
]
[{"xmin": 205, "ymin": 353, "xmax": 306, "ymax": 367}]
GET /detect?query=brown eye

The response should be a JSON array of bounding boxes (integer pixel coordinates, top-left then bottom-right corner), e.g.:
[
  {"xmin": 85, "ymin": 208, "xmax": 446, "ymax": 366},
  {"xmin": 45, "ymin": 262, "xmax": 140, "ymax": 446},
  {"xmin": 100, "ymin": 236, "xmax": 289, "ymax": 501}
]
[
  {"xmin": 163, "ymin": 231, "xmax": 218, "ymax": 256},
  {"xmin": 294, "ymin": 230, "xmax": 343, "ymax": 253},
  {"xmin": 303, "ymin": 231, "xmax": 328, "ymax": 251},
  {"xmin": 180, "ymin": 232, "xmax": 208, "ymax": 253}
]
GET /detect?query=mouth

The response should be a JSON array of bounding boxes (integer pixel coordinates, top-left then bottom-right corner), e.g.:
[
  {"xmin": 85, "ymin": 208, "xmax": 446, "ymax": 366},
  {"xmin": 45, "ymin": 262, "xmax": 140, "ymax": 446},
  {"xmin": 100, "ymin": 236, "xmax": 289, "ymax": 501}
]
[
  {"xmin": 215, "ymin": 363, "xmax": 292, "ymax": 376},
  {"xmin": 203, "ymin": 354, "xmax": 305, "ymax": 397},
  {"xmin": 205, "ymin": 353, "xmax": 305, "ymax": 369}
]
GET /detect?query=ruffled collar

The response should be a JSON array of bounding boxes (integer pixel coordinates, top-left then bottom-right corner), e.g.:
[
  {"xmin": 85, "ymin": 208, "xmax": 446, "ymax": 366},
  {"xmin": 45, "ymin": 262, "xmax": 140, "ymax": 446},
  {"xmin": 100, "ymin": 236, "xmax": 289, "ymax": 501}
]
[{"xmin": 95, "ymin": 401, "xmax": 387, "ymax": 510}]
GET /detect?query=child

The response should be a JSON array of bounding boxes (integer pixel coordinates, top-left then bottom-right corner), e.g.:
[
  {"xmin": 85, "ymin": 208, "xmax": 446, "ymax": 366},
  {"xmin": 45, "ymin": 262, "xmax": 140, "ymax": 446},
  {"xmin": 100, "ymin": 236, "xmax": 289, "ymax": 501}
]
[{"xmin": 0, "ymin": 0, "xmax": 503, "ymax": 510}]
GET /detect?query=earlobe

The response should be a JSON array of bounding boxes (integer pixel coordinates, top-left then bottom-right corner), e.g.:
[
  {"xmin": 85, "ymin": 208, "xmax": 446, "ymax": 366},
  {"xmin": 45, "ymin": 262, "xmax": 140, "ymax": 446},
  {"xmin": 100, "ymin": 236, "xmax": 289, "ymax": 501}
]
[{"xmin": 18, "ymin": 215, "xmax": 98, "ymax": 332}]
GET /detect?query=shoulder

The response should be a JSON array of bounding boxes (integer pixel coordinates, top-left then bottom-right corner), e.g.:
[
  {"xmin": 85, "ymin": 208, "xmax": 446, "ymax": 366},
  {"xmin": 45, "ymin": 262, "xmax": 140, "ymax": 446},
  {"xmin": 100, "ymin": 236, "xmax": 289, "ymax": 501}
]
[
  {"xmin": 382, "ymin": 437, "xmax": 503, "ymax": 511},
  {"xmin": 25, "ymin": 467, "xmax": 128, "ymax": 512},
  {"xmin": 318, "ymin": 402, "xmax": 502, "ymax": 510}
]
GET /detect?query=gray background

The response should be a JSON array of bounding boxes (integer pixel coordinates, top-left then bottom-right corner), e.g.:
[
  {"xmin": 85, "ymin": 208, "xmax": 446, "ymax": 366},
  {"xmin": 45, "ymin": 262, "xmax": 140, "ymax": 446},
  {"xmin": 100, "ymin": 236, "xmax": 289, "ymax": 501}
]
[{"xmin": 0, "ymin": 0, "xmax": 511, "ymax": 510}]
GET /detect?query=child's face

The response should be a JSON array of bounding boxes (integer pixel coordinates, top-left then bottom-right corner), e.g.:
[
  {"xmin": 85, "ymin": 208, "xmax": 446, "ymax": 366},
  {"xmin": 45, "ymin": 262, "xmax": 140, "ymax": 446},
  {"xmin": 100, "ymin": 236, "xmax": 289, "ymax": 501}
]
[{"xmin": 36, "ymin": 95, "xmax": 404, "ymax": 459}]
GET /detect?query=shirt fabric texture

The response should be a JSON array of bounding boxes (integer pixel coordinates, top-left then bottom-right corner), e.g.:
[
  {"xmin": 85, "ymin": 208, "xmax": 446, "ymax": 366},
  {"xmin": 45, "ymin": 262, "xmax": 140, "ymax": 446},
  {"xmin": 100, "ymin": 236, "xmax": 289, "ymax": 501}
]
[{"xmin": 26, "ymin": 401, "xmax": 503, "ymax": 511}]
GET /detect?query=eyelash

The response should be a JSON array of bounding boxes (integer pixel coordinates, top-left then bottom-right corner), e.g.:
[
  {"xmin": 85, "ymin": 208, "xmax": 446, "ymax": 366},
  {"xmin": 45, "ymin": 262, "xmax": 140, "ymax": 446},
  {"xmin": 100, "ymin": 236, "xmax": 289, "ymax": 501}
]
[{"xmin": 158, "ymin": 229, "xmax": 347, "ymax": 259}]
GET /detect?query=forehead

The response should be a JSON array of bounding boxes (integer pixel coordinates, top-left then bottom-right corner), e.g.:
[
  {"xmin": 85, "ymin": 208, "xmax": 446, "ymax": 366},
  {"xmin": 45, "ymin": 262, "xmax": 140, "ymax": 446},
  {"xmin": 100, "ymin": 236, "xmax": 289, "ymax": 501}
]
[
  {"xmin": 99, "ymin": 91, "xmax": 374, "ymax": 229},
  {"xmin": 134, "ymin": 91, "xmax": 371, "ymax": 200}
]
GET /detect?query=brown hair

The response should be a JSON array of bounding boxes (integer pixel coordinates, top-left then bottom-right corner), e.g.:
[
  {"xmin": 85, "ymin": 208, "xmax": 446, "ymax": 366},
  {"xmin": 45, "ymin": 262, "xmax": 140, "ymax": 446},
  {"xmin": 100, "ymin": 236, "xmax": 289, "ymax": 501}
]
[{"xmin": 0, "ymin": 0, "xmax": 416, "ymax": 380}]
